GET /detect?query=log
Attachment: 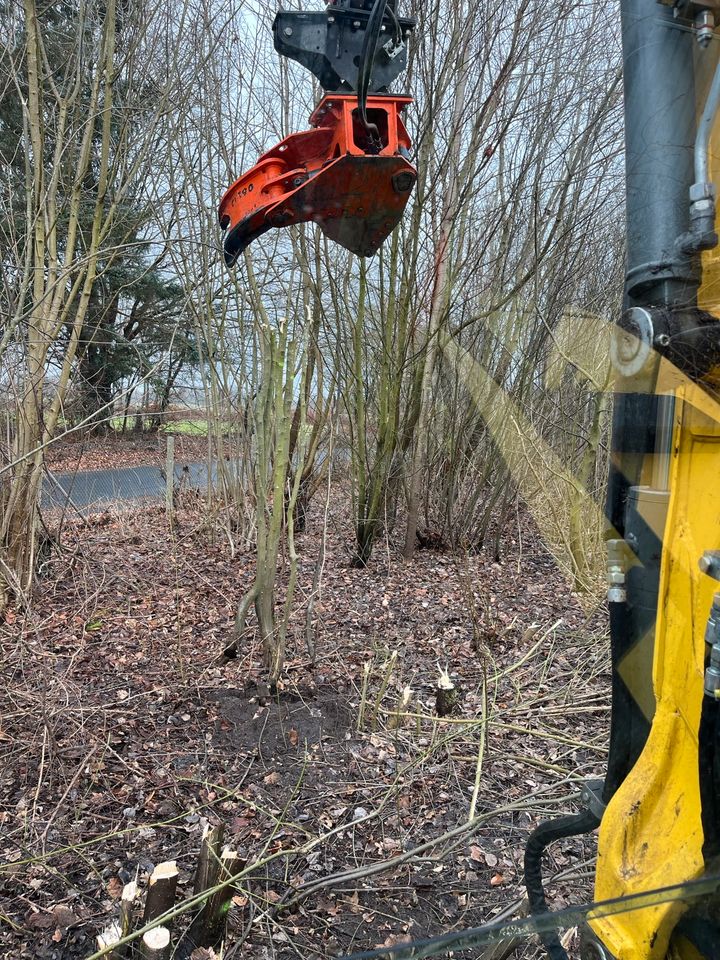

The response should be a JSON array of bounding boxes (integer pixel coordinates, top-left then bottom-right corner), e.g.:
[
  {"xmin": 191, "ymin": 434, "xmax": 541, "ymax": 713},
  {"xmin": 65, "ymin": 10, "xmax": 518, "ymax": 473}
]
[{"xmin": 141, "ymin": 925, "xmax": 171, "ymax": 959}]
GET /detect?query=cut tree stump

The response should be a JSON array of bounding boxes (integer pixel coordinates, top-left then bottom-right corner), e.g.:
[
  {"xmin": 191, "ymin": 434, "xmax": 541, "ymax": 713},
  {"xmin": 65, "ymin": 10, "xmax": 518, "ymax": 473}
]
[
  {"xmin": 436, "ymin": 668, "xmax": 460, "ymax": 716},
  {"xmin": 193, "ymin": 824, "xmax": 225, "ymax": 897},
  {"xmin": 96, "ymin": 880, "xmax": 137, "ymax": 958},
  {"xmin": 141, "ymin": 925, "xmax": 171, "ymax": 959},
  {"xmin": 177, "ymin": 845, "xmax": 243, "ymax": 959},
  {"xmin": 143, "ymin": 861, "xmax": 178, "ymax": 924},
  {"xmin": 97, "ymin": 832, "xmax": 244, "ymax": 959}
]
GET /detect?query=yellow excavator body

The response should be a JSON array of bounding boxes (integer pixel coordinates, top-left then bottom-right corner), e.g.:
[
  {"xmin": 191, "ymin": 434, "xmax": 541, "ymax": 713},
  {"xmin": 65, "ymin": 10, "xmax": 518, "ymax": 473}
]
[
  {"xmin": 589, "ymin": 82, "xmax": 720, "ymax": 960},
  {"xmin": 590, "ymin": 380, "xmax": 720, "ymax": 959}
]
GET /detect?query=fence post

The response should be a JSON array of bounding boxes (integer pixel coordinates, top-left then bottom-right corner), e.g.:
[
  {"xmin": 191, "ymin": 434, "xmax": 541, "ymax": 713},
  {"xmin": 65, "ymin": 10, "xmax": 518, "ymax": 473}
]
[{"xmin": 165, "ymin": 435, "xmax": 175, "ymax": 527}]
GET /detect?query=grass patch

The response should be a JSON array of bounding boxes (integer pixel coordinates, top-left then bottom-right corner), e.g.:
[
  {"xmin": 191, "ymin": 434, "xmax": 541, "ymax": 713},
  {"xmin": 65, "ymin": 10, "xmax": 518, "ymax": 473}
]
[{"xmin": 161, "ymin": 419, "xmax": 211, "ymax": 435}]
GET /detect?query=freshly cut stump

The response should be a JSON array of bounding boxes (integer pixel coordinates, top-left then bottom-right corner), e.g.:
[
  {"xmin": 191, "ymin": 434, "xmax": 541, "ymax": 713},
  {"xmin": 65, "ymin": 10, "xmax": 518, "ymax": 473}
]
[
  {"xmin": 178, "ymin": 844, "xmax": 243, "ymax": 959},
  {"xmin": 141, "ymin": 925, "xmax": 171, "ymax": 959},
  {"xmin": 96, "ymin": 880, "xmax": 137, "ymax": 958},
  {"xmin": 143, "ymin": 861, "xmax": 178, "ymax": 924},
  {"xmin": 436, "ymin": 669, "xmax": 459, "ymax": 717}
]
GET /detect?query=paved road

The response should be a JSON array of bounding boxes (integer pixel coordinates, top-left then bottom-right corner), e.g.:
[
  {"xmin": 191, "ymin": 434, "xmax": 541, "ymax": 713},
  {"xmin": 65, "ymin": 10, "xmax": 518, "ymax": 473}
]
[{"xmin": 42, "ymin": 461, "xmax": 218, "ymax": 510}]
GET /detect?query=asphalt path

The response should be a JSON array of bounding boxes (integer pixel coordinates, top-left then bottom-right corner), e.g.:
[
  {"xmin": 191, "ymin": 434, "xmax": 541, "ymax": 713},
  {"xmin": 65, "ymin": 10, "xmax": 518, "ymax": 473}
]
[{"xmin": 42, "ymin": 462, "xmax": 216, "ymax": 511}]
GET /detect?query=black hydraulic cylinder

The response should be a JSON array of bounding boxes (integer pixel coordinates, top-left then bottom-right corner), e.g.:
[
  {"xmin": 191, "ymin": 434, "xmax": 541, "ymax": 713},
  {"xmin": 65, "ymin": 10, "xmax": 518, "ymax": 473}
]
[{"xmin": 621, "ymin": 0, "xmax": 698, "ymax": 306}]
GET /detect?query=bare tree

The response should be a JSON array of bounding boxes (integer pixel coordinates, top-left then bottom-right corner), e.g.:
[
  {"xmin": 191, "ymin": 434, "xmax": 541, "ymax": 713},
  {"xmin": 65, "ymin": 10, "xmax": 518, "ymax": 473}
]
[{"xmin": 0, "ymin": 0, "xmax": 202, "ymax": 607}]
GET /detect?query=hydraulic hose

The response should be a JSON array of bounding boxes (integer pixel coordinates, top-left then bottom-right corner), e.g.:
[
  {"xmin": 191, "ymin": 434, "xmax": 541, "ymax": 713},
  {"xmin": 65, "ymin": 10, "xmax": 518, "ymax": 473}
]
[
  {"xmin": 603, "ymin": 597, "xmax": 633, "ymax": 802},
  {"xmin": 699, "ymin": 696, "xmax": 720, "ymax": 861},
  {"xmin": 695, "ymin": 51, "xmax": 720, "ymax": 187},
  {"xmin": 524, "ymin": 809, "xmax": 601, "ymax": 960},
  {"xmin": 357, "ymin": 0, "xmax": 388, "ymax": 137}
]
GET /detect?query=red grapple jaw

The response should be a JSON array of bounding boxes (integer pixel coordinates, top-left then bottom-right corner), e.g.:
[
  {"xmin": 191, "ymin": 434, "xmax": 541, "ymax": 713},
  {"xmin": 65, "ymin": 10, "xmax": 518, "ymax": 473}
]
[{"xmin": 218, "ymin": 94, "xmax": 416, "ymax": 265}]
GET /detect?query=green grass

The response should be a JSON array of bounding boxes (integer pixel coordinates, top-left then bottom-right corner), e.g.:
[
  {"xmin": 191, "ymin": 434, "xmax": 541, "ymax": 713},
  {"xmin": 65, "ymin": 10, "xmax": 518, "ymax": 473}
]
[
  {"xmin": 161, "ymin": 419, "xmax": 211, "ymax": 436},
  {"xmin": 55, "ymin": 415, "xmax": 232, "ymax": 436}
]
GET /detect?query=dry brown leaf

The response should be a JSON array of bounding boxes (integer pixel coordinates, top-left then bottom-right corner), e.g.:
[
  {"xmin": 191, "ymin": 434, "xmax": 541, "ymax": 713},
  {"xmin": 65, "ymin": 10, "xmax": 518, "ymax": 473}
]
[
  {"xmin": 52, "ymin": 905, "xmax": 77, "ymax": 930},
  {"xmin": 376, "ymin": 933, "xmax": 412, "ymax": 949},
  {"xmin": 107, "ymin": 876, "xmax": 124, "ymax": 899},
  {"xmin": 25, "ymin": 910, "xmax": 54, "ymax": 931}
]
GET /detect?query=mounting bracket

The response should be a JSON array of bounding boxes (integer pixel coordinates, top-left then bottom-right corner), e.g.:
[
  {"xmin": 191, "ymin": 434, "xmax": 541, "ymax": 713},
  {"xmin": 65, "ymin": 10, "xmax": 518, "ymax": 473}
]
[{"xmin": 273, "ymin": 2, "xmax": 416, "ymax": 93}]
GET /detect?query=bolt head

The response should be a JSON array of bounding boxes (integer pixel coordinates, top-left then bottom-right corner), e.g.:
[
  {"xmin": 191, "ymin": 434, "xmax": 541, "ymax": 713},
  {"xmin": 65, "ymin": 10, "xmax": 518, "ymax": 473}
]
[
  {"xmin": 283, "ymin": 26, "xmax": 293, "ymax": 36},
  {"xmin": 699, "ymin": 551, "xmax": 720, "ymax": 581}
]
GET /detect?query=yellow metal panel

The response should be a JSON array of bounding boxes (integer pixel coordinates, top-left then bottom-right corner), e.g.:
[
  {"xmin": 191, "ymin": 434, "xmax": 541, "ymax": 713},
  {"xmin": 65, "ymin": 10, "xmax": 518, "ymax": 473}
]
[{"xmin": 590, "ymin": 392, "xmax": 720, "ymax": 960}]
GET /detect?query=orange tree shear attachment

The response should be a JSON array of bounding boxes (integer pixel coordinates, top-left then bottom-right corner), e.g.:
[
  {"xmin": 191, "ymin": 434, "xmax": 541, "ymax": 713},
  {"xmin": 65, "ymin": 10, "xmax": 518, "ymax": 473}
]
[{"xmin": 218, "ymin": 94, "xmax": 416, "ymax": 265}]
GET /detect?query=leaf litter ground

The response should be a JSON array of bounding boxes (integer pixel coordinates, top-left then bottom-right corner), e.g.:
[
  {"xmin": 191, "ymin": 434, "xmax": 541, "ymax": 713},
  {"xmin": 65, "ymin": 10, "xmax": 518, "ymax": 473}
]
[{"xmin": 0, "ymin": 490, "xmax": 609, "ymax": 959}]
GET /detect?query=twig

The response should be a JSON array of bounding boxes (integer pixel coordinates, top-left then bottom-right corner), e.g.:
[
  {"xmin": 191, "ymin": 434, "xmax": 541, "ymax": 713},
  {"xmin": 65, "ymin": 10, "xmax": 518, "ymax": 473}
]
[{"xmin": 40, "ymin": 744, "xmax": 98, "ymax": 845}]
